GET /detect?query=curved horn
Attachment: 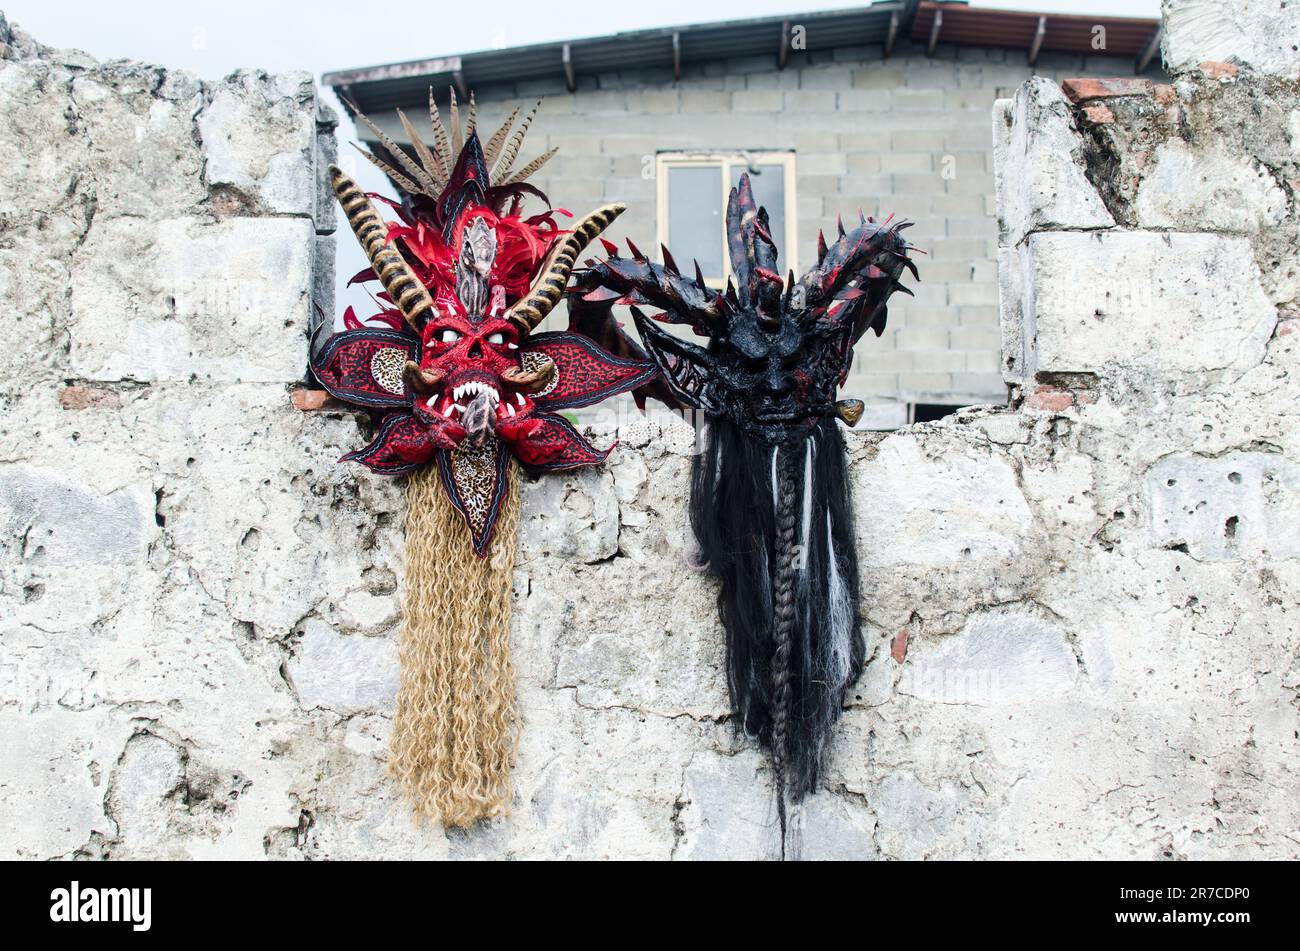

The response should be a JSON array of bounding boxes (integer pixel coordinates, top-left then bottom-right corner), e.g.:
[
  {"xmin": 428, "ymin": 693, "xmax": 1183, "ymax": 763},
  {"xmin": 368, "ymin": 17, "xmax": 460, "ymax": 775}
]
[
  {"xmin": 329, "ymin": 165, "xmax": 435, "ymax": 332},
  {"xmin": 506, "ymin": 203, "xmax": 625, "ymax": 334}
]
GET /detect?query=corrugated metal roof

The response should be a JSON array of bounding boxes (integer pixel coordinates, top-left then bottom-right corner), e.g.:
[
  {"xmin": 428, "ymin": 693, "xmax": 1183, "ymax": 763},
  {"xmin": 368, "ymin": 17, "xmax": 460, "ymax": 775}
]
[
  {"xmin": 324, "ymin": 2, "xmax": 907, "ymax": 112},
  {"xmin": 322, "ymin": 1, "xmax": 1162, "ymax": 114},
  {"xmin": 912, "ymin": 1, "xmax": 1161, "ymax": 62}
]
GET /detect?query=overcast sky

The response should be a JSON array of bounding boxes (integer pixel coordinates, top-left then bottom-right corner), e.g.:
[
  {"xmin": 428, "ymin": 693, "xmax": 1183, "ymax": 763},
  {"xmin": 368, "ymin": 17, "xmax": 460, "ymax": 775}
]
[{"xmin": 5, "ymin": 0, "xmax": 1162, "ymax": 316}]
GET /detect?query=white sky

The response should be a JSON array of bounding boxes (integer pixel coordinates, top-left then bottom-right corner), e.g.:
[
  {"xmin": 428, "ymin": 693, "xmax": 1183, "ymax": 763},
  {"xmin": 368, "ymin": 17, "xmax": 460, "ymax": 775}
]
[{"xmin": 5, "ymin": 0, "xmax": 1162, "ymax": 315}]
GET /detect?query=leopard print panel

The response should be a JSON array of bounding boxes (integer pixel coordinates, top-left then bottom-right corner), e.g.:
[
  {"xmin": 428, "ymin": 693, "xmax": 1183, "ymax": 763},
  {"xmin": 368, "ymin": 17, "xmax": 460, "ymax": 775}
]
[
  {"xmin": 450, "ymin": 434, "xmax": 501, "ymax": 539},
  {"xmin": 370, "ymin": 348, "xmax": 407, "ymax": 395}
]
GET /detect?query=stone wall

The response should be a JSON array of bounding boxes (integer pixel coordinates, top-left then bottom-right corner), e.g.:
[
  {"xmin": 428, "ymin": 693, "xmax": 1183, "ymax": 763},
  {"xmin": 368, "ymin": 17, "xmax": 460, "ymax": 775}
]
[
  {"xmin": 1, "ymin": 2, "xmax": 1297, "ymax": 860},
  {"xmin": 362, "ymin": 39, "xmax": 1164, "ymax": 422}
]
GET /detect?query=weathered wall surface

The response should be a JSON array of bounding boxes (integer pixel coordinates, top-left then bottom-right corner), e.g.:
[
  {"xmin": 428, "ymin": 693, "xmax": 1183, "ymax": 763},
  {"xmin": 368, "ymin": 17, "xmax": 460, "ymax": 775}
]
[{"xmin": 2, "ymin": 3, "xmax": 1298, "ymax": 860}]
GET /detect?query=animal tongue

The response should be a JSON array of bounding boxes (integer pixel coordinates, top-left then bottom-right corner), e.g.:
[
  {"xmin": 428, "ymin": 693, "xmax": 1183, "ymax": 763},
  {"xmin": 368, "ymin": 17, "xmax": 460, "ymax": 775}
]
[{"xmin": 462, "ymin": 390, "xmax": 497, "ymax": 447}]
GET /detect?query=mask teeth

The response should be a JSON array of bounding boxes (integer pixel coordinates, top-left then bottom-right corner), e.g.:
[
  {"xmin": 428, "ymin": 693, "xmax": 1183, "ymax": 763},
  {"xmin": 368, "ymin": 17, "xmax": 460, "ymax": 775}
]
[{"xmin": 452, "ymin": 381, "xmax": 501, "ymax": 403}]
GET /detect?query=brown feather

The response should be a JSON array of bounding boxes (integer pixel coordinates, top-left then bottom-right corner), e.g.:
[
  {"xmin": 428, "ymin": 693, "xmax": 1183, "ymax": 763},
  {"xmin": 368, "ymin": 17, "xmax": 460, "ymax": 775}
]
[
  {"xmin": 353, "ymin": 143, "xmax": 422, "ymax": 196},
  {"xmin": 397, "ymin": 107, "xmax": 443, "ymax": 187},
  {"xmin": 448, "ymin": 86, "xmax": 462, "ymax": 153},
  {"xmin": 428, "ymin": 87, "xmax": 451, "ymax": 174},
  {"xmin": 492, "ymin": 99, "xmax": 540, "ymax": 183},
  {"xmin": 346, "ymin": 100, "xmax": 438, "ymax": 195},
  {"xmin": 501, "ymin": 146, "xmax": 557, "ymax": 186},
  {"xmin": 483, "ymin": 106, "xmax": 519, "ymax": 168}
]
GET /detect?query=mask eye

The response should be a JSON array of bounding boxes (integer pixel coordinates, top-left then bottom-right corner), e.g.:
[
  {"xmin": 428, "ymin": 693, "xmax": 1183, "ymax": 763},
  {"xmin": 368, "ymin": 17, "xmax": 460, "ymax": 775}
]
[
  {"xmin": 486, "ymin": 332, "xmax": 505, "ymax": 345},
  {"xmin": 438, "ymin": 329, "xmax": 461, "ymax": 344}
]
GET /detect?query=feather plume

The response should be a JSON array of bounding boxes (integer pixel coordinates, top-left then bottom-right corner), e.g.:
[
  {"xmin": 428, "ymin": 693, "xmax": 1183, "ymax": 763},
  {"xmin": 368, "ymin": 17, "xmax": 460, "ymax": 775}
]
[
  {"xmin": 428, "ymin": 88, "xmax": 451, "ymax": 174},
  {"xmin": 397, "ymin": 107, "xmax": 443, "ymax": 188},
  {"xmin": 492, "ymin": 99, "xmax": 540, "ymax": 183},
  {"xmin": 501, "ymin": 146, "xmax": 557, "ymax": 186},
  {"xmin": 352, "ymin": 143, "xmax": 422, "ymax": 196},
  {"xmin": 482, "ymin": 106, "xmax": 519, "ymax": 168},
  {"xmin": 345, "ymin": 99, "xmax": 438, "ymax": 195},
  {"xmin": 448, "ymin": 86, "xmax": 462, "ymax": 153}
]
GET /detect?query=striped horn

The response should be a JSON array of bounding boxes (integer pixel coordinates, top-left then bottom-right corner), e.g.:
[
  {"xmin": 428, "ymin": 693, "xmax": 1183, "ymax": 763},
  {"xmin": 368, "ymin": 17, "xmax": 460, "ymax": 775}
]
[
  {"xmin": 506, "ymin": 203, "xmax": 625, "ymax": 334},
  {"xmin": 329, "ymin": 165, "xmax": 435, "ymax": 332}
]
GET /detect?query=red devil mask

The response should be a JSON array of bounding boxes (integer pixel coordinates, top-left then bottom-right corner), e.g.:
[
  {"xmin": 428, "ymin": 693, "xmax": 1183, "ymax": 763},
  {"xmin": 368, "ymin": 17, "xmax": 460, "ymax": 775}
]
[{"xmin": 313, "ymin": 99, "xmax": 655, "ymax": 554}]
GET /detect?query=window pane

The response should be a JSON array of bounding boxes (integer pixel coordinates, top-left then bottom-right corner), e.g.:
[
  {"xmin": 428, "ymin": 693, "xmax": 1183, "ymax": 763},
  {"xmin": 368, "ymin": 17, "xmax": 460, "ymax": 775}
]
[
  {"xmin": 731, "ymin": 163, "xmax": 787, "ymax": 274},
  {"xmin": 667, "ymin": 165, "xmax": 723, "ymax": 277}
]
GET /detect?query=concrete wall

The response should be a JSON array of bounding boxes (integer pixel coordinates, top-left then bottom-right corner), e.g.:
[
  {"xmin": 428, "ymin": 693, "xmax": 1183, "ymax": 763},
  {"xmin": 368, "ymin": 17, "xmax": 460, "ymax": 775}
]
[
  {"xmin": 1, "ymin": 1, "xmax": 1298, "ymax": 860},
  {"xmin": 364, "ymin": 38, "xmax": 1164, "ymax": 423}
]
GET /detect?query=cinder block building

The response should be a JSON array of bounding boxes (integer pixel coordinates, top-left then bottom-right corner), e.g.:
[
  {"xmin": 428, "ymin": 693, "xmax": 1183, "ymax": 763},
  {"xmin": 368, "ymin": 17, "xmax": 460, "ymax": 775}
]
[{"xmin": 325, "ymin": 0, "xmax": 1163, "ymax": 426}]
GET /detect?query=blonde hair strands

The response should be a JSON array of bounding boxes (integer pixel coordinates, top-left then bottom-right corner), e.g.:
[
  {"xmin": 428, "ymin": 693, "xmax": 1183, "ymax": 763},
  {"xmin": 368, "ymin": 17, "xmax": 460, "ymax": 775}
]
[{"xmin": 390, "ymin": 463, "xmax": 521, "ymax": 827}]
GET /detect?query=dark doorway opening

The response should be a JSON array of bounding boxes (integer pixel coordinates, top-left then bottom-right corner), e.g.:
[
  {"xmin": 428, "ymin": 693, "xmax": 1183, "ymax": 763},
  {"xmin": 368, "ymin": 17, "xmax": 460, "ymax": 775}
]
[{"xmin": 909, "ymin": 403, "xmax": 963, "ymax": 424}]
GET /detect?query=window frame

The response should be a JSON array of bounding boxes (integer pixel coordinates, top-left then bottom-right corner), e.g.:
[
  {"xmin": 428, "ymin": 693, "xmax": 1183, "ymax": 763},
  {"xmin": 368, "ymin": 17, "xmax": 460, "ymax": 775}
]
[{"xmin": 655, "ymin": 151, "xmax": 798, "ymax": 288}]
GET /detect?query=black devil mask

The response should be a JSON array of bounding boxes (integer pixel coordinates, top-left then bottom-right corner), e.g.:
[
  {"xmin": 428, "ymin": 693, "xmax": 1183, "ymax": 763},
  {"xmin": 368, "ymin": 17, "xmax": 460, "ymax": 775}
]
[
  {"xmin": 571, "ymin": 173, "xmax": 917, "ymax": 445},
  {"xmin": 569, "ymin": 172, "xmax": 919, "ymax": 856}
]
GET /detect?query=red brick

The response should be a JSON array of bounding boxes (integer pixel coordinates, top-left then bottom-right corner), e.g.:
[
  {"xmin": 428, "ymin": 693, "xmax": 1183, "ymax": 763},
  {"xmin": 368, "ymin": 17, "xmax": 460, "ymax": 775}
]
[
  {"xmin": 1153, "ymin": 83, "xmax": 1177, "ymax": 106},
  {"xmin": 890, "ymin": 627, "xmax": 909, "ymax": 664},
  {"xmin": 59, "ymin": 385, "xmax": 121, "ymax": 410},
  {"xmin": 1026, "ymin": 385, "xmax": 1074, "ymax": 413},
  {"xmin": 1082, "ymin": 103, "xmax": 1114, "ymax": 125},
  {"xmin": 1198, "ymin": 61, "xmax": 1238, "ymax": 80},
  {"xmin": 291, "ymin": 388, "xmax": 341, "ymax": 411},
  {"xmin": 1061, "ymin": 77, "xmax": 1154, "ymax": 102}
]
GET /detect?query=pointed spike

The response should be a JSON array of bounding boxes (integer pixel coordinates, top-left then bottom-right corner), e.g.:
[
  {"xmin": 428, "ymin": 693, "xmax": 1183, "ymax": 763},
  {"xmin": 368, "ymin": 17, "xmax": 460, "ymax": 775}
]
[
  {"xmin": 626, "ymin": 238, "xmax": 646, "ymax": 262},
  {"xmin": 817, "ymin": 230, "xmax": 828, "ymax": 264},
  {"xmin": 859, "ymin": 209, "xmax": 866, "ymax": 224},
  {"xmin": 694, "ymin": 259, "xmax": 706, "ymax": 290},
  {"xmin": 465, "ymin": 91, "xmax": 477, "ymax": 137},
  {"xmin": 836, "ymin": 213, "xmax": 845, "ymax": 238},
  {"xmin": 894, "ymin": 282, "xmax": 914, "ymax": 297},
  {"xmin": 661, "ymin": 244, "xmax": 680, "ymax": 274},
  {"xmin": 786, "ymin": 269, "xmax": 795, "ymax": 292},
  {"xmin": 599, "ymin": 237, "xmax": 619, "ymax": 257}
]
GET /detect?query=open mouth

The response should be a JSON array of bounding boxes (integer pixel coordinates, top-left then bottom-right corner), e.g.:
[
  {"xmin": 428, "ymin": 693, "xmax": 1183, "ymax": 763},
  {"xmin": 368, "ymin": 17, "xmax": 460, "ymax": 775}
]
[{"xmin": 426, "ymin": 384, "xmax": 531, "ymax": 422}]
